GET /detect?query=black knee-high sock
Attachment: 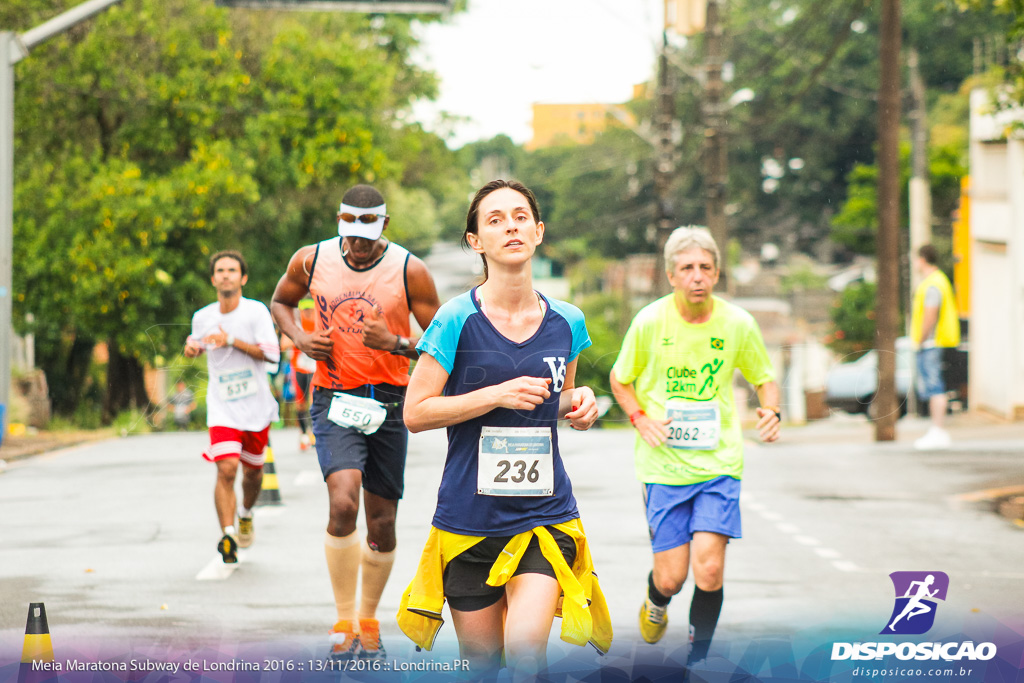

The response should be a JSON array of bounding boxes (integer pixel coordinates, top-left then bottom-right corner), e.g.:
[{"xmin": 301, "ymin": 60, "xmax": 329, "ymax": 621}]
[
  {"xmin": 688, "ymin": 586, "xmax": 723, "ymax": 662},
  {"xmin": 648, "ymin": 571, "xmax": 672, "ymax": 607}
]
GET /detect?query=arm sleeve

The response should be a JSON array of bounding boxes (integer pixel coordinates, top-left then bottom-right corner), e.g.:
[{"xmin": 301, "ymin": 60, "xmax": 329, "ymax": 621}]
[
  {"xmin": 254, "ymin": 303, "xmax": 281, "ymax": 363},
  {"xmin": 736, "ymin": 318, "xmax": 775, "ymax": 387},
  {"xmin": 610, "ymin": 314, "xmax": 648, "ymax": 386},
  {"xmin": 188, "ymin": 310, "xmax": 203, "ymax": 345},
  {"xmin": 416, "ymin": 298, "xmax": 473, "ymax": 375},
  {"xmin": 549, "ymin": 299, "xmax": 592, "ymax": 361}
]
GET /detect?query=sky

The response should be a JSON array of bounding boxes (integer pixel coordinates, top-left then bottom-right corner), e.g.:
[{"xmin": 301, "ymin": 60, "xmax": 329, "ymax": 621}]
[{"xmin": 411, "ymin": 0, "xmax": 667, "ymax": 149}]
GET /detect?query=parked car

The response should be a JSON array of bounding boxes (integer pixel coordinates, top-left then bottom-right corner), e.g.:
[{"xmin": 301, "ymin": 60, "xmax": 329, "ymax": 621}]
[{"xmin": 825, "ymin": 337, "xmax": 914, "ymax": 418}]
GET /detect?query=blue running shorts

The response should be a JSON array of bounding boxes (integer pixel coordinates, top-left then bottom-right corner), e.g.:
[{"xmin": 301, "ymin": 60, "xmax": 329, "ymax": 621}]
[{"xmin": 643, "ymin": 475, "xmax": 742, "ymax": 553}]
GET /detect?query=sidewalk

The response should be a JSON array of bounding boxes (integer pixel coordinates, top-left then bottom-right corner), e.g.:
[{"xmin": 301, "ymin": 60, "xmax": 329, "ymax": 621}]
[
  {"xmin": 0, "ymin": 428, "xmax": 113, "ymax": 463},
  {"xmin": 778, "ymin": 408, "xmax": 1024, "ymax": 445}
]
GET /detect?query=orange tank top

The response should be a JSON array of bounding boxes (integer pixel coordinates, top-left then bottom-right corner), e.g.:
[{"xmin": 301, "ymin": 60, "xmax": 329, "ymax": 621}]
[{"xmin": 308, "ymin": 237, "xmax": 413, "ymax": 390}]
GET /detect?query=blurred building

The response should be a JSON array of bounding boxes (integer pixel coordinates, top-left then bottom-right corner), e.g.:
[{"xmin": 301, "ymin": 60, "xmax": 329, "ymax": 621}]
[
  {"xmin": 526, "ymin": 85, "xmax": 645, "ymax": 151},
  {"xmin": 967, "ymin": 87, "xmax": 1024, "ymax": 420}
]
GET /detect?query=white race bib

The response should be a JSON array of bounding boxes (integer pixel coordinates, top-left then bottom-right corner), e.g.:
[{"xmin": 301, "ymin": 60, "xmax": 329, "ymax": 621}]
[
  {"xmin": 328, "ymin": 393, "xmax": 387, "ymax": 435},
  {"xmin": 665, "ymin": 400, "xmax": 721, "ymax": 450},
  {"xmin": 477, "ymin": 426, "xmax": 554, "ymax": 497},
  {"xmin": 217, "ymin": 368, "xmax": 258, "ymax": 402}
]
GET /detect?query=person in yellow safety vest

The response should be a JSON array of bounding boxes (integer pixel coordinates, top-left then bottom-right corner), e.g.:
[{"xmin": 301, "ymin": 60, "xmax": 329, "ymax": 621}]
[{"xmin": 910, "ymin": 244, "xmax": 960, "ymax": 451}]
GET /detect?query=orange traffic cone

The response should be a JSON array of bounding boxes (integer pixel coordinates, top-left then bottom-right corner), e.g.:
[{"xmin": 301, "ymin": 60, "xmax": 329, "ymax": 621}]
[
  {"xmin": 21, "ymin": 603, "xmax": 53, "ymax": 663},
  {"xmin": 256, "ymin": 446, "xmax": 282, "ymax": 506}
]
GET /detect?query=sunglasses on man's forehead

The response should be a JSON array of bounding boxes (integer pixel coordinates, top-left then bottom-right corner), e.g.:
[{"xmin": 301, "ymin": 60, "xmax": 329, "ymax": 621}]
[{"xmin": 339, "ymin": 212, "xmax": 387, "ymax": 224}]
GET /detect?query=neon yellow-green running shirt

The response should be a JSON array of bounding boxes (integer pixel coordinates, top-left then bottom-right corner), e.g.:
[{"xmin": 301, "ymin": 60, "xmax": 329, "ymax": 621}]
[{"xmin": 612, "ymin": 295, "xmax": 775, "ymax": 485}]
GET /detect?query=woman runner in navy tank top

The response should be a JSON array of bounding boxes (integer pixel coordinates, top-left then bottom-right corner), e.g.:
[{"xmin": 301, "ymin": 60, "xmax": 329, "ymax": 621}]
[{"xmin": 402, "ymin": 180, "xmax": 610, "ymax": 677}]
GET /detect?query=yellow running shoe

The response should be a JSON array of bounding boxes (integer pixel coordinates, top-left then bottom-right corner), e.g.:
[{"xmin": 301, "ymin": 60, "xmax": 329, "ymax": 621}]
[
  {"xmin": 639, "ymin": 598, "xmax": 668, "ymax": 644},
  {"xmin": 328, "ymin": 620, "xmax": 359, "ymax": 661},
  {"xmin": 218, "ymin": 533, "xmax": 238, "ymax": 564},
  {"xmin": 237, "ymin": 515, "xmax": 254, "ymax": 548}
]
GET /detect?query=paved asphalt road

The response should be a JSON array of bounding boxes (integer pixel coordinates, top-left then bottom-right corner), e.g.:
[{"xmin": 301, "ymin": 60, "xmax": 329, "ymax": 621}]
[{"xmin": 1, "ymin": 413, "xmax": 1022, "ymax": 680}]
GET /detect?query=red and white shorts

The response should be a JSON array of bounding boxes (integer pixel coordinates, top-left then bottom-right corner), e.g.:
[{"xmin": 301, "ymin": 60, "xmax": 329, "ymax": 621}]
[{"xmin": 203, "ymin": 425, "xmax": 270, "ymax": 469}]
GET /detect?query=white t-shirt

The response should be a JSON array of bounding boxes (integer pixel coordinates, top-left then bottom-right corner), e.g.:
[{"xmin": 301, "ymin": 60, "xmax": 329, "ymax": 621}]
[{"xmin": 189, "ymin": 297, "xmax": 280, "ymax": 431}]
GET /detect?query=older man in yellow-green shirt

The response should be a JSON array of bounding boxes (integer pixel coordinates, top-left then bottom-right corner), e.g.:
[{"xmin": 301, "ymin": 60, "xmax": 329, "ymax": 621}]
[{"xmin": 610, "ymin": 226, "xmax": 780, "ymax": 668}]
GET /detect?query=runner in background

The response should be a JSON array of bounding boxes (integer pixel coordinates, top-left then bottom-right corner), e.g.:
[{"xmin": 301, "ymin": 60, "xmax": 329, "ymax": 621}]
[
  {"xmin": 609, "ymin": 226, "xmax": 780, "ymax": 668},
  {"xmin": 293, "ymin": 299, "xmax": 317, "ymax": 450},
  {"xmin": 184, "ymin": 250, "xmax": 280, "ymax": 564}
]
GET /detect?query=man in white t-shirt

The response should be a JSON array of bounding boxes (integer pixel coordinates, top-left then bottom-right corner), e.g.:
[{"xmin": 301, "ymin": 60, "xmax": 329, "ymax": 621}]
[{"xmin": 184, "ymin": 251, "xmax": 280, "ymax": 563}]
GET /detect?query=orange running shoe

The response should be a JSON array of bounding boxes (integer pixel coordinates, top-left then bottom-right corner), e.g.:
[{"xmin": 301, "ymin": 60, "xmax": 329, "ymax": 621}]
[
  {"xmin": 357, "ymin": 618, "xmax": 386, "ymax": 660},
  {"xmin": 328, "ymin": 620, "xmax": 359, "ymax": 661}
]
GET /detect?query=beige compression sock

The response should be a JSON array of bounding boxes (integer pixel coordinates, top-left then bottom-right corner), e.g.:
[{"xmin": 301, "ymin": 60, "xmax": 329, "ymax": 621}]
[
  {"xmin": 359, "ymin": 544, "xmax": 396, "ymax": 619},
  {"xmin": 324, "ymin": 530, "xmax": 361, "ymax": 622}
]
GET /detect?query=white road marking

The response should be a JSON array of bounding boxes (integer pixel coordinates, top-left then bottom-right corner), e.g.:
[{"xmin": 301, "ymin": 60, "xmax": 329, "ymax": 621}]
[
  {"xmin": 756, "ymin": 504, "xmax": 858, "ymax": 574},
  {"xmin": 196, "ymin": 556, "xmax": 240, "ymax": 580}
]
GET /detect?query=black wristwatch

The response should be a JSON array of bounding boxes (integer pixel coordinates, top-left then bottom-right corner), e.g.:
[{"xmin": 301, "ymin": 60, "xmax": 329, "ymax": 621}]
[{"xmin": 390, "ymin": 335, "xmax": 411, "ymax": 355}]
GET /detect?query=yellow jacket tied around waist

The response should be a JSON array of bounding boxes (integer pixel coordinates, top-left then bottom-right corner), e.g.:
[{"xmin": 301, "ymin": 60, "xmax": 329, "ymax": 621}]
[{"xmin": 396, "ymin": 518, "xmax": 613, "ymax": 654}]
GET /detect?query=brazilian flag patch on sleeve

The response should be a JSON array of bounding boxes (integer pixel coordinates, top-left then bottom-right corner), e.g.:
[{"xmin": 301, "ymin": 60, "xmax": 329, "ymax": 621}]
[{"xmin": 711, "ymin": 337, "xmax": 724, "ymax": 350}]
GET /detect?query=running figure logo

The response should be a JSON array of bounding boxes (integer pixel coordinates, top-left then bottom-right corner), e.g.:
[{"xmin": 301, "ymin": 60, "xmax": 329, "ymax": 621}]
[{"xmin": 881, "ymin": 571, "xmax": 949, "ymax": 635}]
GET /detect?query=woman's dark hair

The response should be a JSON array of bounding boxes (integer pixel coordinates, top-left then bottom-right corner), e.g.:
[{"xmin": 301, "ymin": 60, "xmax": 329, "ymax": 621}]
[
  {"xmin": 462, "ymin": 179, "xmax": 542, "ymax": 280},
  {"xmin": 209, "ymin": 250, "xmax": 248, "ymax": 278}
]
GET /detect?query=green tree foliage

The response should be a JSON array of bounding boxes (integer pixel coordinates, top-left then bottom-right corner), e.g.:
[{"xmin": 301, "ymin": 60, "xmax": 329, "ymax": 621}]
[
  {"xmin": 519, "ymin": 127, "xmax": 659, "ymax": 262},
  {"xmin": 706, "ymin": 0, "xmax": 1007, "ymax": 258},
  {"xmin": 8, "ymin": 0, "xmax": 465, "ymax": 421},
  {"xmin": 831, "ymin": 140, "xmax": 968, "ymax": 255}
]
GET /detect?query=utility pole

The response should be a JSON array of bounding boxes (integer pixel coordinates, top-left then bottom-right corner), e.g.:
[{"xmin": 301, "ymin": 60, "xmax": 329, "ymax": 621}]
[
  {"xmin": 1, "ymin": 0, "xmax": 125, "ymax": 433},
  {"xmin": 654, "ymin": 30, "xmax": 677, "ymax": 297},
  {"xmin": 874, "ymin": 0, "xmax": 901, "ymax": 442},
  {"xmin": 703, "ymin": 0, "xmax": 728, "ymax": 287},
  {"xmin": 908, "ymin": 47, "xmax": 931, "ymax": 273}
]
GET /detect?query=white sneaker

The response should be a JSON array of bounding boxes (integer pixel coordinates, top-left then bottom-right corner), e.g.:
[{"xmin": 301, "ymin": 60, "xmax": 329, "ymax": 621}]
[{"xmin": 914, "ymin": 427, "xmax": 951, "ymax": 451}]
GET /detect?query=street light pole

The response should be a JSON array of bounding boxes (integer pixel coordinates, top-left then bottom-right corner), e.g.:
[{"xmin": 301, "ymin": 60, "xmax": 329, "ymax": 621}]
[
  {"xmin": 703, "ymin": 0, "xmax": 728, "ymax": 287},
  {"xmin": 654, "ymin": 30, "xmax": 677, "ymax": 297},
  {"xmin": 1, "ymin": 0, "xmax": 125, "ymax": 432}
]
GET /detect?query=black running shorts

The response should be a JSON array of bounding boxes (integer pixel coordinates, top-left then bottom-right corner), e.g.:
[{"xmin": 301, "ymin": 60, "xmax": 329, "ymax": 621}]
[{"xmin": 443, "ymin": 527, "xmax": 577, "ymax": 612}]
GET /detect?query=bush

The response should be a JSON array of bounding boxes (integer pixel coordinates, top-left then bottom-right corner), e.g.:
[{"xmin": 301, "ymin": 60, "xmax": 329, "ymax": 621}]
[
  {"xmin": 825, "ymin": 281, "xmax": 890, "ymax": 360},
  {"xmin": 575, "ymin": 292, "xmax": 630, "ymax": 424},
  {"xmin": 112, "ymin": 409, "xmax": 153, "ymax": 435}
]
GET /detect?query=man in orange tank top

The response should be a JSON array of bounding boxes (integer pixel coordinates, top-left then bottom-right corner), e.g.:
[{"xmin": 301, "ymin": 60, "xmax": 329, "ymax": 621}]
[{"xmin": 271, "ymin": 185, "xmax": 440, "ymax": 662}]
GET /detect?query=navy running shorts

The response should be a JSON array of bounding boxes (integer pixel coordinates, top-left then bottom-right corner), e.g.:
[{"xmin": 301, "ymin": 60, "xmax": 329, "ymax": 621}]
[{"xmin": 310, "ymin": 384, "xmax": 408, "ymax": 500}]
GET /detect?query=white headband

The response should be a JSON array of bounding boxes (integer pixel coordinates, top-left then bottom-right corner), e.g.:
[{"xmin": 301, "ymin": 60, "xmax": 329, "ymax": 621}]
[{"xmin": 338, "ymin": 202, "xmax": 387, "ymax": 240}]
